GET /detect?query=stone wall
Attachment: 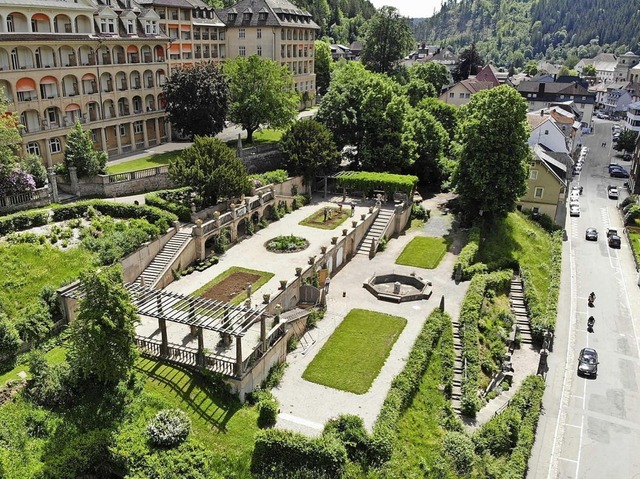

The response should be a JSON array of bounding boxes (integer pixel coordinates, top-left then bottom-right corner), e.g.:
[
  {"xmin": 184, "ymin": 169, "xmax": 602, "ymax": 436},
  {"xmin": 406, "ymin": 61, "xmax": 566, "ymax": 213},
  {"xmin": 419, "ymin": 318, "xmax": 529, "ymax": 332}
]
[
  {"xmin": 239, "ymin": 144, "xmax": 282, "ymax": 173},
  {"xmin": 0, "ymin": 187, "xmax": 51, "ymax": 214},
  {"xmin": 156, "ymin": 239, "xmax": 197, "ymax": 289},
  {"xmin": 120, "ymin": 227, "xmax": 177, "ymax": 283}
]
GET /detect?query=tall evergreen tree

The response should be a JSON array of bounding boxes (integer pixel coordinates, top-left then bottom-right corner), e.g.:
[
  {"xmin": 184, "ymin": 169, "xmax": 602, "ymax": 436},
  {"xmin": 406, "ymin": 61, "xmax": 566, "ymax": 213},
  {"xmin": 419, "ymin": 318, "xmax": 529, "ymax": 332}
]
[
  {"xmin": 63, "ymin": 121, "xmax": 107, "ymax": 178},
  {"xmin": 452, "ymin": 43, "xmax": 484, "ymax": 81}
]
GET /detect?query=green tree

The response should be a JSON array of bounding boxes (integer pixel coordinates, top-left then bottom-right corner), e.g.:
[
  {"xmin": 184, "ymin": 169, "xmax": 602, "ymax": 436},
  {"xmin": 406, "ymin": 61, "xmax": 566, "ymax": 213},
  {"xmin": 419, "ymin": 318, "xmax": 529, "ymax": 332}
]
[
  {"xmin": 0, "ymin": 90, "xmax": 21, "ymax": 166},
  {"xmin": 279, "ymin": 119, "xmax": 339, "ymax": 182},
  {"xmin": 523, "ymin": 61, "xmax": 539, "ymax": 76},
  {"xmin": 404, "ymin": 78, "xmax": 437, "ymax": 107},
  {"xmin": 417, "ymin": 98, "xmax": 459, "ymax": 142},
  {"xmin": 582, "ymin": 64, "xmax": 597, "ymax": 77},
  {"xmin": 315, "ymin": 40, "xmax": 333, "ymax": 95},
  {"xmin": 67, "ymin": 267, "xmax": 138, "ymax": 386},
  {"xmin": 614, "ymin": 130, "xmax": 638, "ymax": 153},
  {"xmin": 408, "ymin": 62, "xmax": 451, "ymax": 94},
  {"xmin": 453, "ymin": 85, "xmax": 530, "ymax": 221},
  {"xmin": 163, "ymin": 62, "xmax": 229, "ymax": 139},
  {"xmin": 558, "ymin": 65, "xmax": 578, "ymax": 76},
  {"xmin": 169, "ymin": 136, "xmax": 249, "ymax": 207},
  {"xmin": 21, "ymin": 153, "xmax": 47, "ymax": 187},
  {"xmin": 316, "ymin": 62, "xmax": 374, "ymax": 152},
  {"xmin": 0, "ymin": 312, "xmax": 20, "ymax": 364},
  {"xmin": 452, "ymin": 43, "xmax": 484, "ymax": 82},
  {"xmin": 360, "ymin": 6, "xmax": 414, "ymax": 74},
  {"xmin": 224, "ymin": 55, "xmax": 299, "ymax": 143},
  {"xmin": 63, "ymin": 121, "xmax": 107, "ymax": 178},
  {"xmin": 402, "ymin": 108, "xmax": 449, "ymax": 188}
]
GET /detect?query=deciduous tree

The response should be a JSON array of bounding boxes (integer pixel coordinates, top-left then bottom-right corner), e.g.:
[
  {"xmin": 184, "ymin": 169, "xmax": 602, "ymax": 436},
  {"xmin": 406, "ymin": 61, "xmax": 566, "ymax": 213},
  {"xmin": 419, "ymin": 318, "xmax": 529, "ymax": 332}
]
[
  {"xmin": 224, "ymin": 55, "xmax": 299, "ymax": 143},
  {"xmin": 614, "ymin": 130, "xmax": 638, "ymax": 153},
  {"xmin": 63, "ymin": 121, "xmax": 107, "ymax": 178},
  {"xmin": 452, "ymin": 43, "xmax": 484, "ymax": 82},
  {"xmin": 67, "ymin": 267, "xmax": 138, "ymax": 386},
  {"xmin": 453, "ymin": 85, "xmax": 530, "ymax": 221},
  {"xmin": 404, "ymin": 78, "xmax": 437, "ymax": 107},
  {"xmin": 408, "ymin": 62, "xmax": 451, "ymax": 95},
  {"xmin": 163, "ymin": 62, "xmax": 229, "ymax": 139},
  {"xmin": 360, "ymin": 6, "xmax": 414, "ymax": 75},
  {"xmin": 582, "ymin": 64, "xmax": 597, "ymax": 77},
  {"xmin": 417, "ymin": 98, "xmax": 459, "ymax": 142},
  {"xmin": 169, "ymin": 136, "xmax": 249, "ymax": 207},
  {"xmin": 279, "ymin": 119, "xmax": 339, "ymax": 182},
  {"xmin": 315, "ymin": 40, "xmax": 332, "ymax": 95},
  {"xmin": 402, "ymin": 108, "xmax": 449, "ymax": 188}
]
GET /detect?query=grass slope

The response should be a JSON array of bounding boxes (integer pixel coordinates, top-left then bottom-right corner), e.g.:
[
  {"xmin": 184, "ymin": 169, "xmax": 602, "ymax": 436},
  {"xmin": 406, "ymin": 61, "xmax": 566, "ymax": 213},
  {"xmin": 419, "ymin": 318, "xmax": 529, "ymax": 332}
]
[
  {"xmin": 0, "ymin": 243, "xmax": 94, "ymax": 320},
  {"xmin": 106, "ymin": 150, "xmax": 181, "ymax": 174},
  {"xmin": 0, "ymin": 347, "xmax": 66, "ymax": 387},
  {"xmin": 302, "ymin": 309, "xmax": 406, "ymax": 394},
  {"xmin": 477, "ymin": 212, "xmax": 553, "ymax": 305},
  {"xmin": 395, "ymin": 236, "xmax": 448, "ymax": 269}
]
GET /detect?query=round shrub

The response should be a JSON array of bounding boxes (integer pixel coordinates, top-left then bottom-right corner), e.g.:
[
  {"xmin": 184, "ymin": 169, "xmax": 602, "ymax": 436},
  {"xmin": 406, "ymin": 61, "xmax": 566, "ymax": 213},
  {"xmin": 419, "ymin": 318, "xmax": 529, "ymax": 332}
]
[
  {"xmin": 147, "ymin": 408, "xmax": 192, "ymax": 448},
  {"xmin": 442, "ymin": 431, "xmax": 475, "ymax": 475},
  {"xmin": 265, "ymin": 234, "xmax": 309, "ymax": 253},
  {"xmin": 257, "ymin": 398, "xmax": 279, "ymax": 428}
]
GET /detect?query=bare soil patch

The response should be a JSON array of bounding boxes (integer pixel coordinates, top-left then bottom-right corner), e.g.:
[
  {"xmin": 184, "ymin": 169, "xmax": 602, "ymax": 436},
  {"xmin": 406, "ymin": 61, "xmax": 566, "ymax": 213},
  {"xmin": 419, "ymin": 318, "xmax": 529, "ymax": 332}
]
[{"xmin": 200, "ymin": 271, "xmax": 260, "ymax": 303}]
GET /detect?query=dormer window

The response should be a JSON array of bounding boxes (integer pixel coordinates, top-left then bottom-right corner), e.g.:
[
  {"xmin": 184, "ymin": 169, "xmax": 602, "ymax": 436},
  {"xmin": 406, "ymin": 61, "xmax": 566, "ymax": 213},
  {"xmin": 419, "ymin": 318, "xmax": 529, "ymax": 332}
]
[
  {"xmin": 228, "ymin": 13, "xmax": 236, "ymax": 22},
  {"xmin": 259, "ymin": 12, "xmax": 267, "ymax": 20},
  {"xmin": 127, "ymin": 19, "xmax": 134, "ymax": 34},
  {"xmin": 243, "ymin": 13, "xmax": 251, "ymax": 21},
  {"xmin": 145, "ymin": 20, "xmax": 158, "ymax": 35},
  {"xmin": 100, "ymin": 17, "xmax": 115, "ymax": 33}
]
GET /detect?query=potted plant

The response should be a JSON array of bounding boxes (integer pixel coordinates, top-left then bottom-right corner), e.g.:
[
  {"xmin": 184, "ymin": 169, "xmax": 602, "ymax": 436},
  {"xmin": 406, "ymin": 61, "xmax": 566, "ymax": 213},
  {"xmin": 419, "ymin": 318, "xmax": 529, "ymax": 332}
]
[
  {"xmin": 320, "ymin": 246, "xmax": 327, "ymax": 254},
  {"xmin": 295, "ymin": 267, "xmax": 302, "ymax": 276},
  {"xmin": 279, "ymin": 279, "xmax": 288, "ymax": 289},
  {"xmin": 263, "ymin": 293, "xmax": 271, "ymax": 303},
  {"xmin": 342, "ymin": 229, "xmax": 348, "ymax": 236},
  {"xmin": 331, "ymin": 237, "xmax": 338, "ymax": 244}
]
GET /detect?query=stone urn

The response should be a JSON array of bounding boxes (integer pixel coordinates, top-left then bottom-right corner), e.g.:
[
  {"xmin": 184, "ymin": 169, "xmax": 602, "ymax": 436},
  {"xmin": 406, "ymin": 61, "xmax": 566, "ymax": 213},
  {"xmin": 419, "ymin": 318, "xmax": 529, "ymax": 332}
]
[
  {"xmin": 369, "ymin": 206, "xmax": 374, "ymax": 213},
  {"xmin": 320, "ymin": 246, "xmax": 327, "ymax": 254},
  {"xmin": 361, "ymin": 214, "xmax": 366, "ymax": 221},
  {"xmin": 331, "ymin": 237, "xmax": 338, "ymax": 245},
  {"xmin": 308, "ymin": 256, "xmax": 316, "ymax": 265},
  {"xmin": 295, "ymin": 267, "xmax": 302, "ymax": 276},
  {"xmin": 352, "ymin": 220, "xmax": 357, "ymax": 228},
  {"xmin": 263, "ymin": 293, "xmax": 271, "ymax": 304},
  {"xmin": 279, "ymin": 279, "xmax": 288, "ymax": 290},
  {"xmin": 342, "ymin": 229, "xmax": 348, "ymax": 236}
]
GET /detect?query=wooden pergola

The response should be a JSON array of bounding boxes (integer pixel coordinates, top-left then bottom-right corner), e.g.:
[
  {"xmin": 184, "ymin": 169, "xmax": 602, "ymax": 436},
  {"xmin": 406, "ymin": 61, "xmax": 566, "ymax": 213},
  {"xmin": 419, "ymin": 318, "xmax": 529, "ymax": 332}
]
[{"xmin": 60, "ymin": 282, "xmax": 274, "ymax": 377}]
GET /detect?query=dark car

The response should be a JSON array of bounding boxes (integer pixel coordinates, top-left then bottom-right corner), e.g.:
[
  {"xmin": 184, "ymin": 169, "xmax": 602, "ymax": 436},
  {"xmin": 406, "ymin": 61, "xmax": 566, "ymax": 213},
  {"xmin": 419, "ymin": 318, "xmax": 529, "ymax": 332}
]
[
  {"xmin": 622, "ymin": 153, "xmax": 632, "ymax": 161},
  {"xmin": 610, "ymin": 168, "xmax": 629, "ymax": 178},
  {"xmin": 609, "ymin": 234, "xmax": 621, "ymax": 248},
  {"xmin": 577, "ymin": 348, "xmax": 598, "ymax": 377},
  {"xmin": 585, "ymin": 227, "xmax": 598, "ymax": 241}
]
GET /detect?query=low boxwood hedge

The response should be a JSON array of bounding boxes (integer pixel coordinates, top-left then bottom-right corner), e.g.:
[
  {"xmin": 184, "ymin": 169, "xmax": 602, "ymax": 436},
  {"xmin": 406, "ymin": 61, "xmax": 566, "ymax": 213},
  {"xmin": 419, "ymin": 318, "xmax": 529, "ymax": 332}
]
[
  {"xmin": 145, "ymin": 189, "xmax": 192, "ymax": 223},
  {"xmin": 0, "ymin": 210, "xmax": 50, "ymax": 236},
  {"xmin": 454, "ymin": 226, "xmax": 481, "ymax": 280},
  {"xmin": 251, "ymin": 428, "xmax": 348, "ymax": 478}
]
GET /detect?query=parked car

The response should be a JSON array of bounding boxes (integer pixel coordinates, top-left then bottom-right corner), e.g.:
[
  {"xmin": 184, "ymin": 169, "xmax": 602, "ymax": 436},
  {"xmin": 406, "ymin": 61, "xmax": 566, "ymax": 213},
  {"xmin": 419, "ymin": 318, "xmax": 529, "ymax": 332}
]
[
  {"xmin": 608, "ymin": 185, "xmax": 619, "ymax": 199},
  {"xmin": 577, "ymin": 347, "xmax": 599, "ymax": 377},
  {"xmin": 610, "ymin": 167, "xmax": 629, "ymax": 178},
  {"xmin": 570, "ymin": 204, "xmax": 581, "ymax": 217},
  {"xmin": 622, "ymin": 153, "xmax": 632, "ymax": 161},
  {"xmin": 570, "ymin": 191, "xmax": 580, "ymax": 202},
  {"xmin": 608, "ymin": 162, "xmax": 621, "ymax": 172},
  {"xmin": 607, "ymin": 228, "xmax": 621, "ymax": 248},
  {"xmin": 585, "ymin": 227, "xmax": 598, "ymax": 241}
]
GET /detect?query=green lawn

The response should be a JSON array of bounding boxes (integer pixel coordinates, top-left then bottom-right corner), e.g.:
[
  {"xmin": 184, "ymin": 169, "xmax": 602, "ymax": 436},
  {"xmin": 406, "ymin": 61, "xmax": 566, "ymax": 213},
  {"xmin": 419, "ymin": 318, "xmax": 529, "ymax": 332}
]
[
  {"xmin": 299, "ymin": 206, "xmax": 350, "ymax": 230},
  {"xmin": 106, "ymin": 150, "xmax": 182, "ymax": 174},
  {"xmin": 0, "ymin": 243, "xmax": 94, "ymax": 320},
  {"xmin": 192, "ymin": 266, "xmax": 274, "ymax": 306},
  {"xmin": 135, "ymin": 357, "xmax": 258, "ymax": 460},
  {"xmin": 476, "ymin": 212, "xmax": 553, "ymax": 305},
  {"xmin": 628, "ymin": 229, "xmax": 640, "ymax": 265},
  {"xmin": 302, "ymin": 309, "xmax": 406, "ymax": 394},
  {"xmin": 388, "ymin": 325, "xmax": 452, "ymax": 475},
  {"xmin": 0, "ymin": 347, "xmax": 66, "ymax": 387},
  {"xmin": 395, "ymin": 236, "xmax": 448, "ymax": 269}
]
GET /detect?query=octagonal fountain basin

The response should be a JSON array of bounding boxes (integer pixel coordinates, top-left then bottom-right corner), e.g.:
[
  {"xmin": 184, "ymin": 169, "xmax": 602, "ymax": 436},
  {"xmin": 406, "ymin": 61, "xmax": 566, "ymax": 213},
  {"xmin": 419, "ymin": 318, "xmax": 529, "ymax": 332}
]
[{"xmin": 363, "ymin": 273, "xmax": 432, "ymax": 303}]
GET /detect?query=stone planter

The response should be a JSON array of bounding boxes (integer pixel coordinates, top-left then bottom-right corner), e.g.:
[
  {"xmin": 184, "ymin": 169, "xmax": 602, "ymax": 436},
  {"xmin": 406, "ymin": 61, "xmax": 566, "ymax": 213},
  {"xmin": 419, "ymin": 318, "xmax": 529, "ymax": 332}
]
[
  {"xmin": 361, "ymin": 214, "xmax": 366, "ymax": 221},
  {"xmin": 279, "ymin": 280, "xmax": 288, "ymax": 289},
  {"xmin": 308, "ymin": 256, "xmax": 316, "ymax": 265},
  {"xmin": 263, "ymin": 293, "xmax": 271, "ymax": 304},
  {"xmin": 352, "ymin": 220, "xmax": 357, "ymax": 228},
  {"xmin": 320, "ymin": 246, "xmax": 327, "ymax": 254},
  {"xmin": 342, "ymin": 229, "xmax": 348, "ymax": 236},
  {"xmin": 369, "ymin": 206, "xmax": 374, "ymax": 213},
  {"xmin": 331, "ymin": 237, "xmax": 338, "ymax": 244},
  {"xmin": 295, "ymin": 267, "xmax": 302, "ymax": 276}
]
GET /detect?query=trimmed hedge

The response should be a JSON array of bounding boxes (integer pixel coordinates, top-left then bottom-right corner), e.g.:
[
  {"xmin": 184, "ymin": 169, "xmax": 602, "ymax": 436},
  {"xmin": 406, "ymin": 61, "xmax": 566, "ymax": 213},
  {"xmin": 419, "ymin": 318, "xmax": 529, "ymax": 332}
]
[
  {"xmin": 50, "ymin": 200, "xmax": 177, "ymax": 229},
  {"xmin": 459, "ymin": 274, "xmax": 486, "ymax": 417},
  {"xmin": 250, "ymin": 428, "xmax": 348, "ymax": 478},
  {"xmin": 0, "ymin": 210, "xmax": 50, "ymax": 236},
  {"xmin": 336, "ymin": 171, "xmax": 418, "ymax": 196},
  {"xmin": 454, "ymin": 226, "xmax": 481, "ymax": 280},
  {"xmin": 372, "ymin": 309, "xmax": 452, "ymax": 463},
  {"xmin": 145, "ymin": 188, "xmax": 192, "ymax": 222},
  {"xmin": 473, "ymin": 375, "xmax": 546, "ymax": 478},
  {"xmin": 521, "ymin": 231, "xmax": 562, "ymax": 341}
]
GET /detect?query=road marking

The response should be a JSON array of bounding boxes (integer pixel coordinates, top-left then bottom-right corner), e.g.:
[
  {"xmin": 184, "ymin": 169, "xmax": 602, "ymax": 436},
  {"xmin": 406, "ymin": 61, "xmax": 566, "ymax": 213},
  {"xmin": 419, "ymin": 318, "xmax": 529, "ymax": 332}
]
[
  {"xmin": 575, "ymin": 415, "xmax": 585, "ymax": 477},
  {"xmin": 559, "ymin": 457, "xmax": 579, "ymax": 464}
]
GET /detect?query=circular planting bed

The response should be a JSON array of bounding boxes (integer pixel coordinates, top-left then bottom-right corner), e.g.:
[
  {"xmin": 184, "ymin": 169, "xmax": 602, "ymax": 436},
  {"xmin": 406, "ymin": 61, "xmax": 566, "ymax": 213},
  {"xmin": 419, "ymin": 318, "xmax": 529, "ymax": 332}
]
[{"xmin": 265, "ymin": 234, "xmax": 309, "ymax": 253}]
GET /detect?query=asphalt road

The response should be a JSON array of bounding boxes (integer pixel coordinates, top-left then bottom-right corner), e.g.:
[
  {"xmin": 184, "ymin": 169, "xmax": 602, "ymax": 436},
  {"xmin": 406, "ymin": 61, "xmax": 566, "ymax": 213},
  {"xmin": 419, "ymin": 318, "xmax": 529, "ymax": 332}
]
[{"xmin": 528, "ymin": 120, "xmax": 640, "ymax": 478}]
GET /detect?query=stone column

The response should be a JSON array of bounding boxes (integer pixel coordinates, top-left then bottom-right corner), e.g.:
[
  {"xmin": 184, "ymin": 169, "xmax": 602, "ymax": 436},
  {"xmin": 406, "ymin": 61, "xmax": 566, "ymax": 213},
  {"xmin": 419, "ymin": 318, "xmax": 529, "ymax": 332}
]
[
  {"xmin": 158, "ymin": 317, "xmax": 169, "ymax": 356},
  {"xmin": 47, "ymin": 168, "xmax": 59, "ymax": 203},
  {"xmin": 129, "ymin": 122, "xmax": 136, "ymax": 151},
  {"xmin": 236, "ymin": 133, "xmax": 243, "ymax": 158},
  {"xmin": 154, "ymin": 118, "xmax": 161, "ymax": 144},
  {"xmin": 68, "ymin": 166, "xmax": 80, "ymax": 196},
  {"xmin": 235, "ymin": 336, "xmax": 243, "ymax": 377},
  {"xmin": 165, "ymin": 120, "xmax": 172, "ymax": 141},
  {"xmin": 142, "ymin": 119, "xmax": 149, "ymax": 147},
  {"xmin": 193, "ymin": 219, "xmax": 205, "ymax": 261},
  {"xmin": 115, "ymin": 125, "xmax": 122, "ymax": 154},
  {"xmin": 260, "ymin": 314, "xmax": 267, "ymax": 351},
  {"xmin": 43, "ymin": 142, "xmax": 53, "ymax": 168},
  {"xmin": 100, "ymin": 128, "xmax": 107, "ymax": 151},
  {"xmin": 196, "ymin": 327, "xmax": 205, "ymax": 368}
]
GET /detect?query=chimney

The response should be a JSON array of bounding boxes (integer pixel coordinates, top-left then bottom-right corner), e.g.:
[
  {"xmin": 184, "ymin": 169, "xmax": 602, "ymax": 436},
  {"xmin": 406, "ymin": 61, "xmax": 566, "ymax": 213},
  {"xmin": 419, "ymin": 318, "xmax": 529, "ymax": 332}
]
[{"xmin": 538, "ymin": 83, "xmax": 545, "ymax": 94}]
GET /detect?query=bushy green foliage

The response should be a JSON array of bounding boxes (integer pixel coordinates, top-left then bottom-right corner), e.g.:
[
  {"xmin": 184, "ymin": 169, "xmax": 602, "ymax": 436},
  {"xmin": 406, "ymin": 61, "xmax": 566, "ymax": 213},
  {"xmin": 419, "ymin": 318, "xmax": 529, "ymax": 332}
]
[
  {"xmin": 454, "ymin": 226, "xmax": 481, "ymax": 280},
  {"xmin": 266, "ymin": 234, "xmax": 308, "ymax": 252},
  {"xmin": 373, "ymin": 309, "xmax": 452, "ymax": 465},
  {"xmin": 63, "ymin": 122, "xmax": 107, "ymax": 178},
  {"xmin": 0, "ymin": 312, "xmax": 20, "ymax": 361},
  {"xmin": 147, "ymin": 408, "xmax": 192, "ymax": 447},
  {"xmin": 337, "ymin": 171, "xmax": 418, "ymax": 196},
  {"xmin": 16, "ymin": 300, "xmax": 53, "ymax": 345},
  {"xmin": 145, "ymin": 187, "xmax": 193, "ymax": 222},
  {"xmin": 0, "ymin": 209, "xmax": 49, "ymax": 236},
  {"xmin": 50, "ymin": 200, "xmax": 176, "ymax": 229},
  {"xmin": 251, "ymin": 428, "xmax": 348, "ymax": 478},
  {"xmin": 323, "ymin": 414, "xmax": 378, "ymax": 466},
  {"xmin": 26, "ymin": 349, "xmax": 76, "ymax": 408},
  {"xmin": 249, "ymin": 169, "xmax": 289, "ymax": 187},
  {"xmin": 360, "ymin": 6, "xmax": 414, "ymax": 75},
  {"xmin": 442, "ymin": 431, "xmax": 475, "ymax": 475},
  {"xmin": 279, "ymin": 119, "xmax": 340, "ymax": 180},
  {"xmin": 21, "ymin": 153, "xmax": 48, "ymax": 188},
  {"xmin": 257, "ymin": 398, "xmax": 279, "ymax": 428}
]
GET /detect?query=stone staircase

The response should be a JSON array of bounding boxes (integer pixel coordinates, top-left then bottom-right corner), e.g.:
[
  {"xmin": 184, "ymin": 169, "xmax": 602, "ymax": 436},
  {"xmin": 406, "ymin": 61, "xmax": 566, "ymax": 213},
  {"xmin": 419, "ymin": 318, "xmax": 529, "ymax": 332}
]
[
  {"xmin": 509, "ymin": 276, "xmax": 533, "ymax": 345},
  {"xmin": 355, "ymin": 208, "xmax": 394, "ymax": 256},
  {"xmin": 451, "ymin": 317, "xmax": 463, "ymax": 413},
  {"xmin": 135, "ymin": 231, "xmax": 192, "ymax": 288}
]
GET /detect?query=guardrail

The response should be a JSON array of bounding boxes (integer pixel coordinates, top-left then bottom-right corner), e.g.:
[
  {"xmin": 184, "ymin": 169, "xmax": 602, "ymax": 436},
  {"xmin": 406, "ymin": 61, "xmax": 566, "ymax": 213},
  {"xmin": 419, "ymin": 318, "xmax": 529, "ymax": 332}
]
[
  {"xmin": 241, "ymin": 323, "xmax": 286, "ymax": 373},
  {"xmin": 108, "ymin": 165, "xmax": 169, "ymax": 183}
]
